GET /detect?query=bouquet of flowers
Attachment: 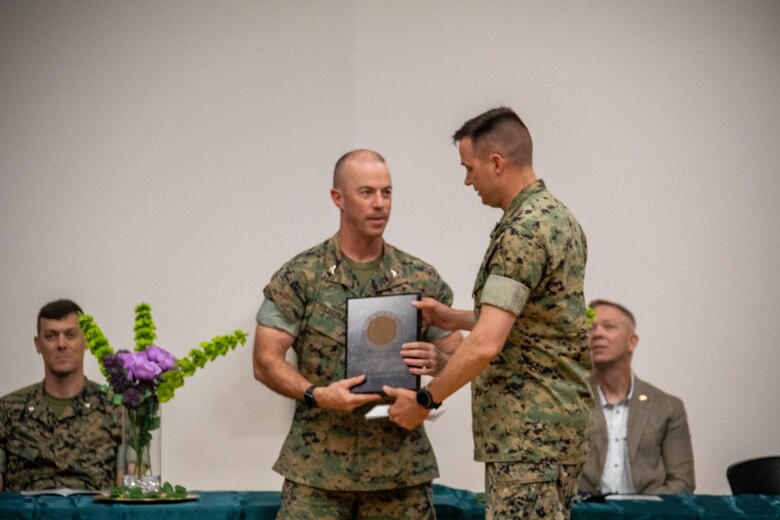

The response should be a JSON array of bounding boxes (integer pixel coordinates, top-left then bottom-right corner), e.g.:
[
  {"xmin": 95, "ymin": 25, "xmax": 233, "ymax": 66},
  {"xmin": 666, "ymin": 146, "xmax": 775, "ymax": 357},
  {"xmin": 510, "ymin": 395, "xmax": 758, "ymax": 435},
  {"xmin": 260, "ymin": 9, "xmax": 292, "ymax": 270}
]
[{"xmin": 80, "ymin": 303, "xmax": 247, "ymax": 499}]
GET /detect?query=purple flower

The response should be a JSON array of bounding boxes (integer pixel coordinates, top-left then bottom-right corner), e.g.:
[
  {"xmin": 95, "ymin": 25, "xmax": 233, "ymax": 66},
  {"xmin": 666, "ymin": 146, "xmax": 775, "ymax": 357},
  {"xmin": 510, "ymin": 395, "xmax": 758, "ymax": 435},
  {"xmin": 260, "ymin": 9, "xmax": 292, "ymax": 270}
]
[
  {"xmin": 125, "ymin": 352, "xmax": 163, "ymax": 381},
  {"xmin": 116, "ymin": 352, "xmax": 135, "ymax": 375},
  {"xmin": 122, "ymin": 386, "xmax": 143, "ymax": 407},
  {"xmin": 145, "ymin": 345, "xmax": 177, "ymax": 371},
  {"xmin": 100, "ymin": 345, "xmax": 178, "ymax": 409}
]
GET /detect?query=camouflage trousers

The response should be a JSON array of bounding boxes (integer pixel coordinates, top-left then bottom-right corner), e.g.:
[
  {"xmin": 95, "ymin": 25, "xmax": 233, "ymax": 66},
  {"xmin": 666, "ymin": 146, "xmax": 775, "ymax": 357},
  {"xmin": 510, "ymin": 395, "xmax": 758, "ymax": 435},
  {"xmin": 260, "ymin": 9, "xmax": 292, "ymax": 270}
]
[
  {"xmin": 484, "ymin": 461, "xmax": 583, "ymax": 519},
  {"xmin": 277, "ymin": 479, "xmax": 436, "ymax": 520}
]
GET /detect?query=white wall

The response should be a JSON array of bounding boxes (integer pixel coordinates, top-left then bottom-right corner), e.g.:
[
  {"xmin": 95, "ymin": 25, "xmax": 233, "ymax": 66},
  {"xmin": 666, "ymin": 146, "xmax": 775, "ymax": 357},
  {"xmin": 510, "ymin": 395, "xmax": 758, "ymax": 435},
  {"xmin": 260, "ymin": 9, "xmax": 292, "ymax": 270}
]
[{"xmin": 1, "ymin": 0, "xmax": 778, "ymax": 495}]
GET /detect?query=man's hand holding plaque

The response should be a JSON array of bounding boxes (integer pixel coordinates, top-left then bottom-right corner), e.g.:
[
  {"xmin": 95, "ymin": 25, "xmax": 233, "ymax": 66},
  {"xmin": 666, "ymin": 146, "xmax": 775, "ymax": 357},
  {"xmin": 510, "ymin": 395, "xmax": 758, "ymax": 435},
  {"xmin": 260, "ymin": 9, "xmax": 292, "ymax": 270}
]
[{"xmin": 400, "ymin": 341, "xmax": 447, "ymax": 377}]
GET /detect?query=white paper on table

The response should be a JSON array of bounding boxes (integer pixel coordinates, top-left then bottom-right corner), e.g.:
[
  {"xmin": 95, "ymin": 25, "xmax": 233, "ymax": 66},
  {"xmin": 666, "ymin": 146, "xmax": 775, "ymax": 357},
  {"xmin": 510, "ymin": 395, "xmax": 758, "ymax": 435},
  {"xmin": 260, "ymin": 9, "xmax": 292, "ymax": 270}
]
[
  {"xmin": 21, "ymin": 488, "xmax": 99, "ymax": 497},
  {"xmin": 365, "ymin": 404, "xmax": 446, "ymax": 421},
  {"xmin": 605, "ymin": 494, "xmax": 662, "ymax": 501}
]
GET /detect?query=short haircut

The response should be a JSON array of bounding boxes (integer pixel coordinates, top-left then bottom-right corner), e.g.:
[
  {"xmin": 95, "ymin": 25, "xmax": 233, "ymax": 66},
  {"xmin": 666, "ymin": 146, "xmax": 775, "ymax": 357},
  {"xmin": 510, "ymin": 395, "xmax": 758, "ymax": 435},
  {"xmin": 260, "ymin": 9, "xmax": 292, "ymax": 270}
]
[
  {"xmin": 332, "ymin": 149, "xmax": 387, "ymax": 189},
  {"xmin": 37, "ymin": 299, "xmax": 83, "ymax": 333},
  {"xmin": 589, "ymin": 299, "xmax": 636, "ymax": 328},
  {"xmin": 452, "ymin": 106, "xmax": 533, "ymax": 168}
]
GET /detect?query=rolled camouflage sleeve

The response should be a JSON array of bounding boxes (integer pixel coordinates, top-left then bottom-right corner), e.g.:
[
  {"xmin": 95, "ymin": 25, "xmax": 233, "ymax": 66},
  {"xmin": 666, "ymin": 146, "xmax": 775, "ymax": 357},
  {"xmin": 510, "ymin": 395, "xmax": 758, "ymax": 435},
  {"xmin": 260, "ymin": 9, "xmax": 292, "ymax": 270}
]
[
  {"xmin": 480, "ymin": 274, "xmax": 530, "ymax": 316},
  {"xmin": 256, "ymin": 298, "xmax": 300, "ymax": 337}
]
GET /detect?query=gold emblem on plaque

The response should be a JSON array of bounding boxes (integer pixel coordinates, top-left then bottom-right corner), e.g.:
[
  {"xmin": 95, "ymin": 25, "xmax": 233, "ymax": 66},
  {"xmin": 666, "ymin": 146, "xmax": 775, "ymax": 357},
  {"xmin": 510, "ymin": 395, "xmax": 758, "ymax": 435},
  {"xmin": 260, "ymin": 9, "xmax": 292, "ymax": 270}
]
[{"xmin": 364, "ymin": 311, "xmax": 399, "ymax": 348}]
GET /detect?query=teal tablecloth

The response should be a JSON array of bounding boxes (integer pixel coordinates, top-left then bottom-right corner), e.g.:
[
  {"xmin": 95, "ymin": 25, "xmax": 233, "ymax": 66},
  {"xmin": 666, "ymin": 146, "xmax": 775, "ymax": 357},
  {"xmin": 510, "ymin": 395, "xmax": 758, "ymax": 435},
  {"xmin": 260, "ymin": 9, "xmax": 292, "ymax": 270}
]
[
  {"xmin": 1, "ymin": 486, "xmax": 779, "ymax": 519},
  {"xmin": 0, "ymin": 487, "xmax": 481, "ymax": 520},
  {"xmin": 571, "ymin": 494, "xmax": 780, "ymax": 519}
]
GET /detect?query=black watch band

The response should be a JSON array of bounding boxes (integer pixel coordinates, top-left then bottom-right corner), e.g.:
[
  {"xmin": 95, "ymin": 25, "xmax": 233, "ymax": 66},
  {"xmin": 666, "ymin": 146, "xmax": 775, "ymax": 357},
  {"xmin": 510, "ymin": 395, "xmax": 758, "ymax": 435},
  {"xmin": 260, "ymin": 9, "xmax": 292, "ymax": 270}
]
[
  {"xmin": 304, "ymin": 385, "xmax": 318, "ymax": 408},
  {"xmin": 416, "ymin": 387, "xmax": 441, "ymax": 410}
]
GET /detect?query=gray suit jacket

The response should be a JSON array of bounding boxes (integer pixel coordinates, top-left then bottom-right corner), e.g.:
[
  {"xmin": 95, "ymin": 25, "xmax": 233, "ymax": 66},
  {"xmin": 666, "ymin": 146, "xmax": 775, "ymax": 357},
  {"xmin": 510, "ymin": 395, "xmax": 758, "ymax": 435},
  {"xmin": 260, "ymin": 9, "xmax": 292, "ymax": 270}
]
[{"xmin": 579, "ymin": 376, "xmax": 695, "ymax": 494}]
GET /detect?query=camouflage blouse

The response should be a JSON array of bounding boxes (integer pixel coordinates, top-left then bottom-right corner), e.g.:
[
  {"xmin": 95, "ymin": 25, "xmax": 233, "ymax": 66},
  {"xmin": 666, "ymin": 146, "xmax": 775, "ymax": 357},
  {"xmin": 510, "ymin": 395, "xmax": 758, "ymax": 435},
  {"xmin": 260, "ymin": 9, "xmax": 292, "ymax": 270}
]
[
  {"xmin": 471, "ymin": 180, "xmax": 594, "ymax": 465},
  {"xmin": 262, "ymin": 235, "xmax": 453, "ymax": 491},
  {"xmin": 0, "ymin": 379, "xmax": 122, "ymax": 490}
]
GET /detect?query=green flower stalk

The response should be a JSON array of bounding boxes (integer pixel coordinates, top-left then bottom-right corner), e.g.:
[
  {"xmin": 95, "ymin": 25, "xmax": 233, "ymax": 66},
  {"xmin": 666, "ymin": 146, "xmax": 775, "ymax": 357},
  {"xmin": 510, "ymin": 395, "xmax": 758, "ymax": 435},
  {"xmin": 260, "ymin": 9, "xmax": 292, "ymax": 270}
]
[
  {"xmin": 79, "ymin": 314, "xmax": 115, "ymax": 378},
  {"xmin": 156, "ymin": 329, "xmax": 248, "ymax": 403},
  {"xmin": 133, "ymin": 303, "xmax": 156, "ymax": 352}
]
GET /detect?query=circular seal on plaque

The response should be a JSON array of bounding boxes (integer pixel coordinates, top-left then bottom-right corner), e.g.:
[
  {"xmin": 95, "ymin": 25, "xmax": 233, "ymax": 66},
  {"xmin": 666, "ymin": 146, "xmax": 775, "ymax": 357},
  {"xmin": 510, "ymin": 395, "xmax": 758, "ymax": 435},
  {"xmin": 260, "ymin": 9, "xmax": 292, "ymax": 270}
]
[{"xmin": 364, "ymin": 311, "xmax": 399, "ymax": 348}]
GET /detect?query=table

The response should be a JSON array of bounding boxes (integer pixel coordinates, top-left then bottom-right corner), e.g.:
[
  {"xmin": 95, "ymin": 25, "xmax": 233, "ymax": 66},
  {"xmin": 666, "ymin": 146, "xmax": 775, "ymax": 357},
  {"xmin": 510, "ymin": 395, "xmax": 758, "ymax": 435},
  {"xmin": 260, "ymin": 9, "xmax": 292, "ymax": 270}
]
[
  {"xmin": 1, "ymin": 486, "xmax": 779, "ymax": 519},
  {"xmin": 572, "ymin": 494, "xmax": 780, "ymax": 519},
  {"xmin": 0, "ymin": 487, "xmax": 480, "ymax": 520}
]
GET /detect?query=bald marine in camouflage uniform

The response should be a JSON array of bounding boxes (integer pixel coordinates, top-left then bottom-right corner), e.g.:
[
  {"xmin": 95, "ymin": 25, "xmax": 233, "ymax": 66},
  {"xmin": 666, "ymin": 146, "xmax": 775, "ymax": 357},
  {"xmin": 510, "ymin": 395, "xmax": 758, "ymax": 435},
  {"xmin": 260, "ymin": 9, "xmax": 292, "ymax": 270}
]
[
  {"xmin": 0, "ymin": 299, "xmax": 122, "ymax": 491},
  {"xmin": 253, "ymin": 150, "xmax": 462, "ymax": 519},
  {"xmin": 387, "ymin": 107, "xmax": 592, "ymax": 519}
]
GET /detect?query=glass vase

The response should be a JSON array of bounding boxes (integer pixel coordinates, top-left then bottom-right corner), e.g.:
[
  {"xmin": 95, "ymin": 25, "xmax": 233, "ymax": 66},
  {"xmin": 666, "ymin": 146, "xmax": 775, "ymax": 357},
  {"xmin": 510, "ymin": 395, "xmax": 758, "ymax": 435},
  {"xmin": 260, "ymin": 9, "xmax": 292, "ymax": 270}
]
[{"xmin": 121, "ymin": 401, "xmax": 162, "ymax": 493}]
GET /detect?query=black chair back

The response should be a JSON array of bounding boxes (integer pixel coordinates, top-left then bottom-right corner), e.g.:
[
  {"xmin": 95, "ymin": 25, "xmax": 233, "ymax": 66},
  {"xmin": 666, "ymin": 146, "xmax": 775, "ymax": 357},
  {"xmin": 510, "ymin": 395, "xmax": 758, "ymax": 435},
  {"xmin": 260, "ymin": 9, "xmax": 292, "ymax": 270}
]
[{"xmin": 727, "ymin": 456, "xmax": 780, "ymax": 495}]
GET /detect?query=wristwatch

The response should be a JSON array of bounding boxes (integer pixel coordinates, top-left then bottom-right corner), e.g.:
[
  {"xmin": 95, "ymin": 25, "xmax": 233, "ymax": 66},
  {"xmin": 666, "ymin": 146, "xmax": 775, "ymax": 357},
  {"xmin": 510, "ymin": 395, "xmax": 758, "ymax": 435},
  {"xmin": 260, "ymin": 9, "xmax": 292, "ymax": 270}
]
[
  {"xmin": 415, "ymin": 387, "xmax": 442, "ymax": 410},
  {"xmin": 304, "ymin": 385, "xmax": 318, "ymax": 408}
]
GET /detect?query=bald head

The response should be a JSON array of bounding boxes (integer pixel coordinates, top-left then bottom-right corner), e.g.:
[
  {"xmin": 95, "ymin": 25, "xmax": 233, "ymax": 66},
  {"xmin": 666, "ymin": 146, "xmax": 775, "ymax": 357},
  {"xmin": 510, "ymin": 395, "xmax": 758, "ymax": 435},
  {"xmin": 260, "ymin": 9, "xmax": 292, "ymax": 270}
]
[{"xmin": 333, "ymin": 149, "xmax": 387, "ymax": 190}]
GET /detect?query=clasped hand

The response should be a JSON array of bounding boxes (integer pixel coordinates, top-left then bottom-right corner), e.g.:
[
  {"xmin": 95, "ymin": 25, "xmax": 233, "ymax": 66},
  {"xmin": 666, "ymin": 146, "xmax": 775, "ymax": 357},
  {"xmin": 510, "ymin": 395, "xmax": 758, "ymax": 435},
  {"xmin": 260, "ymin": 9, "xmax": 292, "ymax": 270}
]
[{"xmin": 315, "ymin": 339, "xmax": 440, "ymax": 414}]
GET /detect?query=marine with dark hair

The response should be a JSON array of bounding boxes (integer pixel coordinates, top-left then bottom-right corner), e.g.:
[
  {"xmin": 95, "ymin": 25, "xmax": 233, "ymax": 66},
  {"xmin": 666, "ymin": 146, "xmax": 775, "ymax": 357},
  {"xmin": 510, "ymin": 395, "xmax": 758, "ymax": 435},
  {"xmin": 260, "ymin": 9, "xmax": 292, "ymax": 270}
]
[
  {"xmin": 387, "ymin": 107, "xmax": 592, "ymax": 519},
  {"xmin": 0, "ymin": 299, "xmax": 122, "ymax": 491}
]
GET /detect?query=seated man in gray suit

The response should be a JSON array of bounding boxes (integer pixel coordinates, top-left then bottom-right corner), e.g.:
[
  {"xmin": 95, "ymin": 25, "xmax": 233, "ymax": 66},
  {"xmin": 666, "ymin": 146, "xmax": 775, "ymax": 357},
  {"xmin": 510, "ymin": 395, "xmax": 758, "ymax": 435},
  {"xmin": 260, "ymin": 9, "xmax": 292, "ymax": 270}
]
[{"xmin": 579, "ymin": 299, "xmax": 695, "ymax": 495}]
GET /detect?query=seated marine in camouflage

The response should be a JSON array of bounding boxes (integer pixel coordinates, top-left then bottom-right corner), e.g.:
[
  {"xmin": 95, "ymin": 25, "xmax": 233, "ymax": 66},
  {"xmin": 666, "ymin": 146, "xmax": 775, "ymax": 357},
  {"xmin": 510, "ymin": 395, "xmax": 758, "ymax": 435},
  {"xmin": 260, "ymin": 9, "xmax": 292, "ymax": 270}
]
[{"xmin": 0, "ymin": 299, "xmax": 122, "ymax": 491}]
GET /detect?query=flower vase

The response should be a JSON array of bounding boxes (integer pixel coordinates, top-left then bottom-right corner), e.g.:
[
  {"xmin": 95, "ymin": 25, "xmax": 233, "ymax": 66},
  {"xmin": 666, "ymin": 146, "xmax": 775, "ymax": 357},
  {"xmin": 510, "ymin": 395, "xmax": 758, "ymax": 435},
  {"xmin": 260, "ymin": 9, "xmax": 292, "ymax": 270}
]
[{"xmin": 121, "ymin": 401, "xmax": 162, "ymax": 493}]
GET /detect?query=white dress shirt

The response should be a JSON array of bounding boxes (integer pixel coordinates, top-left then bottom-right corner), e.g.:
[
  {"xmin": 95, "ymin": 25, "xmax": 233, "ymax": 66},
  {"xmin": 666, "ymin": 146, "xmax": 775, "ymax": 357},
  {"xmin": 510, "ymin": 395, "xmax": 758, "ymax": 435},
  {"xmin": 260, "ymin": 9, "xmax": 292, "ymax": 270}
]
[{"xmin": 597, "ymin": 373, "xmax": 637, "ymax": 494}]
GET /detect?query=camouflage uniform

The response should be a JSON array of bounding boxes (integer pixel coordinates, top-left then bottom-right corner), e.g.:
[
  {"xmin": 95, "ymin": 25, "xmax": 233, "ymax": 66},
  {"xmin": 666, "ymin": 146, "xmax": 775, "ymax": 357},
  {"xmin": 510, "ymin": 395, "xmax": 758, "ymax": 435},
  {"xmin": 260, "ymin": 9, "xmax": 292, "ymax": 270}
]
[
  {"xmin": 471, "ymin": 180, "xmax": 593, "ymax": 518},
  {"xmin": 259, "ymin": 235, "xmax": 452, "ymax": 515},
  {"xmin": 0, "ymin": 379, "xmax": 122, "ymax": 491}
]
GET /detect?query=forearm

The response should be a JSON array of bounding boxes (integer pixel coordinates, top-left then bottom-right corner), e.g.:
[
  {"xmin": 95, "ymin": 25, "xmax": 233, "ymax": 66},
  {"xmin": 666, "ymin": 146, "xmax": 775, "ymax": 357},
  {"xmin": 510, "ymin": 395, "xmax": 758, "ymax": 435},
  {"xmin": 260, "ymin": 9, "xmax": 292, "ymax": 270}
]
[
  {"xmin": 426, "ymin": 332, "xmax": 495, "ymax": 403},
  {"xmin": 254, "ymin": 325, "xmax": 381, "ymax": 412},
  {"xmin": 415, "ymin": 298, "xmax": 476, "ymax": 332},
  {"xmin": 448, "ymin": 309, "xmax": 477, "ymax": 331},
  {"xmin": 646, "ymin": 402, "xmax": 695, "ymax": 494},
  {"xmin": 426, "ymin": 305, "xmax": 515, "ymax": 403},
  {"xmin": 657, "ymin": 429, "xmax": 695, "ymax": 492},
  {"xmin": 654, "ymin": 458, "xmax": 695, "ymax": 494},
  {"xmin": 645, "ymin": 477, "xmax": 694, "ymax": 495}
]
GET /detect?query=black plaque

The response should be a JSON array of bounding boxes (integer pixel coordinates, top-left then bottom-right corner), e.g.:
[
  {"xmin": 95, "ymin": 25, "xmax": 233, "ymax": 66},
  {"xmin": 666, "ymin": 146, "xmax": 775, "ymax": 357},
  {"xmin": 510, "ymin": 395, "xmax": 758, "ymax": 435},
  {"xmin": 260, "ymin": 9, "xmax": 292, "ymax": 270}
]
[{"xmin": 346, "ymin": 293, "xmax": 421, "ymax": 393}]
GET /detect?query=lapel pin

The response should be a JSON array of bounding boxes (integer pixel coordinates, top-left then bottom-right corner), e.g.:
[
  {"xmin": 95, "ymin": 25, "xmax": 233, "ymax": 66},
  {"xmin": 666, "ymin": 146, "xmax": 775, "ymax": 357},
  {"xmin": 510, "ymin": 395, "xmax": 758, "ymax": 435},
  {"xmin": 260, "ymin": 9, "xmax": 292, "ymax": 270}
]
[{"xmin": 639, "ymin": 394, "xmax": 648, "ymax": 402}]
